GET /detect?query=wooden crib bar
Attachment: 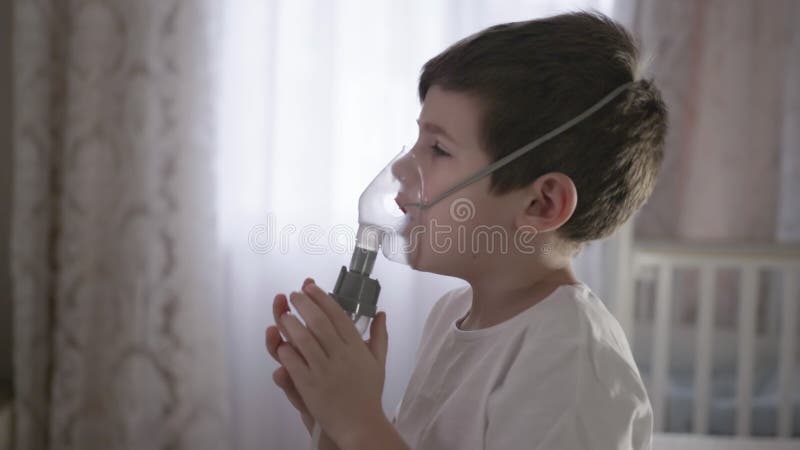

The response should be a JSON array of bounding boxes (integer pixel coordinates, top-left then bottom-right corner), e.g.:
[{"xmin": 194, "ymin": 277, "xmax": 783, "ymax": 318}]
[
  {"xmin": 736, "ymin": 267, "xmax": 758, "ymax": 436},
  {"xmin": 651, "ymin": 264, "xmax": 672, "ymax": 432},
  {"xmin": 629, "ymin": 242, "xmax": 800, "ymax": 438},
  {"xmin": 695, "ymin": 265, "xmax": 715, "ymax": 434},
  {"xmin": 778, "ymin": 271, "xmax": 798, "ymax": 438}
]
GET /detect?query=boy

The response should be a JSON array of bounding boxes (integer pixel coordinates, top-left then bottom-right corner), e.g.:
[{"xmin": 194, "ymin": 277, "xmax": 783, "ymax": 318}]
[{"xmin": 266, "ymin": 11, "xmax": 666, "ymax": 450}]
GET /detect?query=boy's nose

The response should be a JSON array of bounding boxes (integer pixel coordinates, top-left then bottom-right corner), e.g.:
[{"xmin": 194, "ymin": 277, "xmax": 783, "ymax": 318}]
[{"xmin": 390, "ymin": 149, "xmax": 417, "ymax": 183}]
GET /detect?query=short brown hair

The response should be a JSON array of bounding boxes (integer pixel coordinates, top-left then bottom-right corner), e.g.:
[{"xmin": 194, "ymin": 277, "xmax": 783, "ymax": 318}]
[{"xmin": 418, "ymin": 11, "xmax": 667, "ymax": 242}]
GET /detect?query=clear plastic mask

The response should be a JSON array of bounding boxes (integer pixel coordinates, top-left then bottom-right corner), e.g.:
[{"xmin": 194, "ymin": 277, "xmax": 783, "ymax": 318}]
[
  {"xmin": 354, "ymin": 145, "xmax": 424, "ymax": 266},
  {"xmin": 357, "ymin": 81, "xmax": 635, "ymax": 268}
]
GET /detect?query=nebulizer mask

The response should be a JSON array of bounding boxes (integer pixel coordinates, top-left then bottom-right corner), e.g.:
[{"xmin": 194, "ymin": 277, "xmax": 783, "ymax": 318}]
[{"xmin": 311, "ymin": 81, "xmax": 634, "ymax": 449}]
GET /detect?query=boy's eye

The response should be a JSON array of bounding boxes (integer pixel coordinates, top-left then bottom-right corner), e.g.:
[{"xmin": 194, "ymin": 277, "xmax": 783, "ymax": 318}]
[{"xmin": 431, "ymin": 143, "xmax": 451, "ymax": 157}]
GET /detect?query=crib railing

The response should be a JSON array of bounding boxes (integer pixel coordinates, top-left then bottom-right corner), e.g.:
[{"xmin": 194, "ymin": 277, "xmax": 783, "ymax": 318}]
[{"xmin": 625, "ymin": 241, "xmax": 800, "ymax": 437}]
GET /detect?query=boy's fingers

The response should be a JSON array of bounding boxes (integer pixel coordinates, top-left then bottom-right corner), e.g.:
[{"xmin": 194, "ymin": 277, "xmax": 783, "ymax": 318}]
[
  {"xmin": 265, "ymin": 326, "xmax": 283, "ymax": 362},
  {"xmin": 301, "ymin": 413, "xmax": 315, "ymax": 435},
  {"xmin": 367, "ymin": 312, "xmax": 389, "ymax": 367},
  {"xmin": 289, "ymin": 291, "xmax": 341, "ymax": 357},
  {"xmin": 273, "ymin": 294, "xmax": 291, "ymax": 339},
  {"xmin": 277, "ymin": 322, "xmax": 315, "ymax": 379},
  {"xmin": 285, "ymin": 387, "xmax": 310, "ymax": 417},
  {"xmin": 301, "ymin": 281, "xmax": 362, "ymax": 343},
  {"xmin": 272, "ymin": 367, "xmax": 310, "ymax": 416},
  {"xmin": 272, "ymin": 366, "xmax": 288, "ymax": 388}
]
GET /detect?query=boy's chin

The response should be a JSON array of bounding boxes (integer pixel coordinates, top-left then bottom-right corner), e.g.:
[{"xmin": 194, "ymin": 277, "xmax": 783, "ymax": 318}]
[{"xmin": 407, "ymin": 251, "xmax": 466, "ymax": 278}]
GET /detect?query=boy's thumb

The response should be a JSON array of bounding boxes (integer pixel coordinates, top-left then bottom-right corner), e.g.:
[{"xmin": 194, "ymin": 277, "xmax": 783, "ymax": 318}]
[{"xmin": 367, "ymin": 311, "xmax": 388, "ymax": 366}]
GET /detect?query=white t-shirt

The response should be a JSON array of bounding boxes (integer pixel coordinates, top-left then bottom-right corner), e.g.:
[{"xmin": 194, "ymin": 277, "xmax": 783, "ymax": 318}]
[{"xmin": 393, "ymin": 283, "xmax": 652, "ymax": 450}]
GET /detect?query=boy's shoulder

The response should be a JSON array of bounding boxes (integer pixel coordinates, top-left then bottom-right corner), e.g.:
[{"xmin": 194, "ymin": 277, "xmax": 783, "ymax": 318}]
[
  {"xmin": 527, "ymin": 283, "xmax": 639, "ymax": 367},
  {"xmin": 421, "ymin": 283, "xmax": 635, "ymax": 353},
  {"xmin": 434, "ymin": 283, "xmax": 639, "ymax": 369},
  {"xmin": 424, "ymin": 283, "xmax": 625, "ymax": 341}
]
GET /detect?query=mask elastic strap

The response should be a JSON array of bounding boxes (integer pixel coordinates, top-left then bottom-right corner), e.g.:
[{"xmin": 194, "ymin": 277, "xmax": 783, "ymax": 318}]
[{"xmin": 416, "ymin": 81, "xmax": 636, "ymax": 210}]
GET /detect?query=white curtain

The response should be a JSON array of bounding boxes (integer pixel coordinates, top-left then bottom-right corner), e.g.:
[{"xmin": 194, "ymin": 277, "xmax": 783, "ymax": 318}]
[{"xmin": 215, "ymin": 1, "xmax": 619, "ymax": 449}]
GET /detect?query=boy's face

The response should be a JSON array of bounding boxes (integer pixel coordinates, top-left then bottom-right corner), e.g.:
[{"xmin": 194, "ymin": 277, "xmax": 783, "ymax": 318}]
[{"xmin": 394, "ymin": 85, "xmax": 524, "ymax": 277}]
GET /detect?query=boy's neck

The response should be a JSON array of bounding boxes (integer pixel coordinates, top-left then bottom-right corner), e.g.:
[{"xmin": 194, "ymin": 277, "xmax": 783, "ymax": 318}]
[{"xmin": 458, "ymin": 260, "xmax": 580, "ymax": 331}]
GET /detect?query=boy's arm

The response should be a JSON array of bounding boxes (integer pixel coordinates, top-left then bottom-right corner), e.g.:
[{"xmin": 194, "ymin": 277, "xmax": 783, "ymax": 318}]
[{"xmin": 341, "ymin": 415, "xmax": 411, "ymax": 450}]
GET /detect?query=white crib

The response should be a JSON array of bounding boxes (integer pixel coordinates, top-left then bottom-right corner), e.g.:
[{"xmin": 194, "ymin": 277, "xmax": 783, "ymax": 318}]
[{"xmin": 612, "ymin": 233, "xmax": 800, "ymax": 450}]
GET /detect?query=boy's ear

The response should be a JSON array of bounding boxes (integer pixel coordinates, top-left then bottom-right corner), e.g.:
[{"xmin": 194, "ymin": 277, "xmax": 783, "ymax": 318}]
[{"xmin": 514, "ymin": 172, "xmax": 577, "ymax": 233}]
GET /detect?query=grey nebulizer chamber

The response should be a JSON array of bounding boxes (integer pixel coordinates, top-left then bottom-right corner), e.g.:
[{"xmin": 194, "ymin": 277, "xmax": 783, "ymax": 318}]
[{"xmin": 330, "ymin": 244, "xmax": 381, "ymax": 336}]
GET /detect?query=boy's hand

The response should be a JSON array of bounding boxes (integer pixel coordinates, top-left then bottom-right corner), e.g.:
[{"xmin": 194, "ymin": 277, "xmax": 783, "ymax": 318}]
[
  {"xmin": 268, "ymin": 282, "xmax": 341, "ymax": 450},
  {"xmin": 266, "ymin": 278, "xmax": 316, "ymax": 433},
  {"xmin": 267, "ymin": 328, "xmax": 314, "ymax": 432},
  {"xmin": 274, "ymin": 279, "xmax": 389, "ymax": 449}
]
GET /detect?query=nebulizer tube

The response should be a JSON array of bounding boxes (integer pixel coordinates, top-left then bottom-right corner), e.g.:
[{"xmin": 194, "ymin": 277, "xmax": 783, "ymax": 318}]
[{"xmin": 308, "ymin": 80, "xmax": 634, "ymax": 450}]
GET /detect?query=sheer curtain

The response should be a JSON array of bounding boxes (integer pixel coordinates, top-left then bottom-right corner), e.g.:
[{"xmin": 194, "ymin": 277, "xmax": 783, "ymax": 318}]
[{"xmin": 215, "ymin": 2, "xmax": 620, "ymax": 449}]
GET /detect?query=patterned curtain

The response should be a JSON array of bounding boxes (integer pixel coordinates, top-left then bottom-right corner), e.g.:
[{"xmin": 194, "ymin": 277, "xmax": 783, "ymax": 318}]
[{"xmin": 12, "ymin": 1, "xmax": 230, "ymax": 449}]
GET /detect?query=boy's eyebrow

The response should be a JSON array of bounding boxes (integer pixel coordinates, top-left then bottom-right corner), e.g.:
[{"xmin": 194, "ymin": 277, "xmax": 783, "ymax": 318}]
[{"xmin": 416, "ymin": 119, "xmax": 460, "ymax": 147}]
